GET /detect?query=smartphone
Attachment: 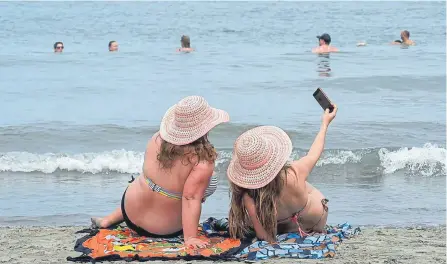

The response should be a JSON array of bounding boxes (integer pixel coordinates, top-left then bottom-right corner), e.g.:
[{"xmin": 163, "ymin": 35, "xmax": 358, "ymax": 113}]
[{"xmin": 313, "ymin": 88, "xmax": 334, "ymax": 113}]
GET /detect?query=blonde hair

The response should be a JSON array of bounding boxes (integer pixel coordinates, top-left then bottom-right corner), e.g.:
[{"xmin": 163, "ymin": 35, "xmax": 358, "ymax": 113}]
[
  {"xmin": 229, "ymin": 164, "xmax": 293, "ymax": 239},
  {"xmin": 157, "ymin": 134, "xmax": 216, "ymax": 169}
]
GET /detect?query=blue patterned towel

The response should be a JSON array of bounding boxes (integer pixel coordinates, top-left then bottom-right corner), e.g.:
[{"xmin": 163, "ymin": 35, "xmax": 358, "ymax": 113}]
[{"xmin": 236, "ymin": 223, "xmax": 361, "ymax": 261}]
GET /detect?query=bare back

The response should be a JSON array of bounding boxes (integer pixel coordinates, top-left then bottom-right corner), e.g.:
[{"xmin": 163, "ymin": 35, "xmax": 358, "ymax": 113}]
[
  {"xmin": 123, "ymin": 133, "xmax": 197, "ymax": 235},
  {"xmin": 276, "ymin": 168, "xmax": 328, "ymax": 233},
  {"xmin": 312, "ymin": 45, "xmax": 339, "ymax": 54},
  {"xmin": 404, "ymin": 40, "xmax": 415, "ymax": 46}
]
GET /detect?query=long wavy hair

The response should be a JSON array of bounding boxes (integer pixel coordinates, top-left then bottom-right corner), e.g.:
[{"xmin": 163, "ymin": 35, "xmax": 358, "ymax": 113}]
[
  {"xmin": 156, "ymin": 134, "xmax": 217, "ymax": 169},
  {"xmin": 228, "ymin": 164, "xmax": 293, "ymax": 240}
]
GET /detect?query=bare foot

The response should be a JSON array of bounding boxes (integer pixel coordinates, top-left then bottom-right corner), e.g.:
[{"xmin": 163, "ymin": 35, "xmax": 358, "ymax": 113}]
[{"xmin": 91, "ymin": 217, "xmax": 104, "ymax": 229}]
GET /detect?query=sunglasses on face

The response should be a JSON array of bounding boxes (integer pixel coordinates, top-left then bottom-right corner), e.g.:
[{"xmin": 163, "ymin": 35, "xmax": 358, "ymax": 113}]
[{"xmin": 56, "ymin": 46, "xmax": 64, "ymax": 49}]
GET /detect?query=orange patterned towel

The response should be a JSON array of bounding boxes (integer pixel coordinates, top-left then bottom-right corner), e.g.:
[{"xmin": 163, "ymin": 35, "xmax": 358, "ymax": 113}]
[{"xmin": 67, "ymin": 218, "xmax": 248, "ymax": 262}]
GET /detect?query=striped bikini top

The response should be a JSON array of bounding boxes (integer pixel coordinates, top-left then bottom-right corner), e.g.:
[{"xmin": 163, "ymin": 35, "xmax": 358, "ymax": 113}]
[{"xmin": 145, "ymin": 174, "xmax": 218, "ymax": 201}]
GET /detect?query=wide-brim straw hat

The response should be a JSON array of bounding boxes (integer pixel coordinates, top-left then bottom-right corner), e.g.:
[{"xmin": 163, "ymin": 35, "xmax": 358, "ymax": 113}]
[
  {"xmin": 227, "ymin": 126, "xmax": 292, "ymax": 189},
  {"xmin": 160, "ymin": 96, "xmax": 230, "ymax": 145}
]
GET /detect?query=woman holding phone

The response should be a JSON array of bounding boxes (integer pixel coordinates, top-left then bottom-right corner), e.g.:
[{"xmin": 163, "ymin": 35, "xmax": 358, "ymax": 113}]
[{"xmin": 227, "ymin": 102, "xmax": 337, "ymax": 242}]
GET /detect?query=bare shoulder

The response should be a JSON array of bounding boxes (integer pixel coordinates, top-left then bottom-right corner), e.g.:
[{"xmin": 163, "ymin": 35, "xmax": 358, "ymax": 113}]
[
  {"xmin": 146, "ymin": 132, "xmax": 160, "ymax": 149},
  {"xmin": 288, "ymin": 162, "xmax": 307, "ymax": 185},
  {"xmin": 191, "ymin": 161, "xmax": 214, "ymax": 176},
  {"xmin": 150, "ymin": 131, "xmax": 160, "ymax": 141},
  {"xmin": 182, "ymin": 161, "xmax": 214, "ymax": 197}
]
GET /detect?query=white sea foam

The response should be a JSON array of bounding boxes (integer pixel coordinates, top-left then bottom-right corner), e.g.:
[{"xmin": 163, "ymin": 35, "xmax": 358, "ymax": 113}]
[
  {"xmin": 0, "ymin": 144, "xmax": 444, "ymax": 176},
  {"xmin": 378, "ymin": 143, "xmax": 446, "ymax": 176},
  {"xmin": 0, "ymin": 150, "xmax": 144, "ymax": 174},
  {"xmin": 316, "ymin": 150, "xmax": 364, "ymax": 166}
]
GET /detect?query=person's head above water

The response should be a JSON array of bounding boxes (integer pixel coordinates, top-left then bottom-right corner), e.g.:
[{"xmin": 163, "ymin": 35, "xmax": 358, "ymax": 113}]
[
  {"xmin": 392, "ymin": 30, "xmax": 414, "ymax": 46},
  {"xmin": 400, "ymin": 30, "xmax": 410, "ymax": 41},
  {"xmin": 108, "ymin": 41, "xmax": 118, "ymax": 52},
  {"xmin": 53, "ymin": 42, "xmax": 64, "ymax": 53},
  {"xmin": 317, "ymin": 33, "xmax": 331, "ymax": 46},
  {"xmin": 312, "ymin": 33, "xmax": 338, "ymax": 53},
  {"xmin": 181, "ymin": 35, "xmax": 191, "ymax": 48}
]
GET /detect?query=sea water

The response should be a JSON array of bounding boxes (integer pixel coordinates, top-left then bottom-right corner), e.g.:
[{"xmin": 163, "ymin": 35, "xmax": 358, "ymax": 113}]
[{"xmin": 0, "ymin": 1, "xmax": 445, "ymax": 227}]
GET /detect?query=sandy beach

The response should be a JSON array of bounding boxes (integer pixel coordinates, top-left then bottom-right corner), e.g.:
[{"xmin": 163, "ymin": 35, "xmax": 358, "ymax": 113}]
[{"xmin": 0, "ymin": 225, "xmax": 445, "ymax": 264}]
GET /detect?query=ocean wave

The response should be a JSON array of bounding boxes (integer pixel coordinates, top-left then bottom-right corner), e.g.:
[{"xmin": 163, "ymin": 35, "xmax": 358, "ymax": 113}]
[
  {"xmin": 0, "ymin": 150, "xmax": 144, "ymax": 174},
  {"xmin": 378, "ymin": 143, "xmax": 446, "ymax": 176},
  {"xmin": 0, "ymin": 144, "xmax": 444, "ymax": 176},
  {"xmin": 315, "ymin": 150, "xmax": 364, "ymax": 166}
]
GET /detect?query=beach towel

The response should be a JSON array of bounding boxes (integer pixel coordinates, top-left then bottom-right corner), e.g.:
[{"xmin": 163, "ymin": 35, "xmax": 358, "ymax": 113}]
[
  {"xmin": 236, "ymin": 223, "xmax": 361, "ymax": 261},
  {"xmin": 67, "ymin": 218, "xmax": 248, "ymax": 262},
  {"xmin": 68, "ymin": 219, "xmax": 359, "ymax": 262}
]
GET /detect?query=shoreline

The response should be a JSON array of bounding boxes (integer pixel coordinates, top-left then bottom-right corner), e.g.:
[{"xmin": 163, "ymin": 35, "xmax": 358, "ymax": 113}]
[{"xmin": 0, "ymin": 225, "xmax": 445, "ymax": 264}]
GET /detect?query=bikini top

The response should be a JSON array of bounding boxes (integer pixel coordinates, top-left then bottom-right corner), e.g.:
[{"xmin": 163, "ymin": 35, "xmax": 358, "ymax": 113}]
[{"xmin": 145, "ymin": 174, "xmax": 218, "ymax": 201}]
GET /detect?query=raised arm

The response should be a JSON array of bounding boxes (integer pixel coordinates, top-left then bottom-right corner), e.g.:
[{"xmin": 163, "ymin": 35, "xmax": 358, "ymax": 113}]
[
  {"xmin": 243, "ymin": 193, "xmax": 275, "ymax": 243},
  {"xmin": 292, "ymin": 105, "xmax": 337, "ymax": 181},
  {"xmin": 182, "ymin": 162, "xmax": 213, "ymax": 249}
]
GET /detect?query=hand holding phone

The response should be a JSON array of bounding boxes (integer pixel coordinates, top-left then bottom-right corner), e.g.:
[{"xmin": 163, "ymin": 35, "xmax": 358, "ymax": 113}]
[
  {"xmin": 313, "ymin": 88, "xmax": 334, "ymax": 113},
  {"xmin": 322, "ymin": 105, "xmax": 337, "ymax": 127},
  {"xmin": 313, "ymin": 88, "xmax": 337, "ymax": 127}
]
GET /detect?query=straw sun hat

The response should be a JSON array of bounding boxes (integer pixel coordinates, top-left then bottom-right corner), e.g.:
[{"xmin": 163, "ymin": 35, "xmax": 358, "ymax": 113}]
[
  {"xmin": 159, "ymin": 96, "xmax": 230, "ymax": 145},
  {"xmin": 227, "ymin": 126, "xmax": 293, "ymax": 189}
]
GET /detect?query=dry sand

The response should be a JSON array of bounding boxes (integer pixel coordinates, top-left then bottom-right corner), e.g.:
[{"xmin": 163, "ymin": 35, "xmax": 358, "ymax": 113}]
[{"xmin": 0, "ymin": 225, "xmax": 445, "ymax": 264}]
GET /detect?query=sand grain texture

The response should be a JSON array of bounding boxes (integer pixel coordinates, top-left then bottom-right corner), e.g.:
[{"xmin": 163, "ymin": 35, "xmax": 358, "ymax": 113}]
[{"xmin": 0, "ymin": 226, "xmax": 445, "ymax": 264}]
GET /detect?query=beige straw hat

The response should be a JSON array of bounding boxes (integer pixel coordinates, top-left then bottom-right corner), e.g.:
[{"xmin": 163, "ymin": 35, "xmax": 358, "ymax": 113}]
[
  {"xmin": 227, "ymin": 126, "xmax": 292, "ymax": 189},
  {"xmin": 159, "ymin": 96, "xmax": 230, "ymax": 145}
]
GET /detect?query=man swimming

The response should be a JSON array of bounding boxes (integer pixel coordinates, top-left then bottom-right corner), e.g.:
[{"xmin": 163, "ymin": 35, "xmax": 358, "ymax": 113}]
[
  {"xmin": 392, "ymin": 30, "xmax": 415, "ymax": 46},
  {"xmin": 177, "ymin": 35, "xmax": 194, "ymax": 52},
  {"xmin": 54, "ymin": 42, "xmax": 64, "ymax": 53},
  {"xmin": 312, "ymin": 33, "xmax": 339, "ymax": 54}
]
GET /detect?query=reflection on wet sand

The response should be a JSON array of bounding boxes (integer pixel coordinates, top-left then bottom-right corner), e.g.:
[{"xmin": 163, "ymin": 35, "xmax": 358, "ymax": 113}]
[{"xmin": 317, "ymin": 53, "xmax": 332, "ymax": 77}]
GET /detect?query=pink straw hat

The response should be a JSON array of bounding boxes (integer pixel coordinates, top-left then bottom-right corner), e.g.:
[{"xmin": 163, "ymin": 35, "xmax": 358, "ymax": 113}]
[
  {"xmin": 227, "ymin": 126, "xmax": 292, "ymax": 189},
  {"xmin": 159, "ymin": 96, "xmax": 230, "ymax": 145}
]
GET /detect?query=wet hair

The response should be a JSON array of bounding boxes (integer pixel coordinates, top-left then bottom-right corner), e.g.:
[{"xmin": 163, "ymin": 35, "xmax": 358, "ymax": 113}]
[
  {"xmin": 156, "ymin": 134, "xmax": 216, "ymax": 169},
  {"xmin": 108, "ymin": 41, "xmax": 116, "ymax": 48},
  {"xmin": 394, "ymin": 40, "xmax": 402, "ymax": 43},
  {"xmin": 402, "ymin": 30, "xmax": 410, "ymax": 38},
  {"xmin": 53, "ymin": 42, "xmax": 63, "ymax": 49},
  {"xmin": 321, "ymin": 38, "xmax": 330, "ymax": 45},
  {"xmin": 181, "ymin": 35, "xmax": 191, "ymax": 48},
  {"xmin": 229, "ymin": 164, "xmax": 295, "ymax": 240}
]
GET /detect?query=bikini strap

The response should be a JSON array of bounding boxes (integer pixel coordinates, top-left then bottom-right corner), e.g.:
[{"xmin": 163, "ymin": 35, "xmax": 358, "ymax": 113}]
[
  {"xmin": 307, "ymin": 199, "xmax": 330, "ymax": 231},
  {"xmin": 128, "ymin": 175, "xmax": 135, "ymax": 183},
  {"xmin": 145, "ymin": 177, "xmax": 182, "ymax": 200},
  {"xmin": 290, "ymin": 210, "xmax": 310, "ymax": 238},
  {"xmin": 290, "ymin": 198, "xmax": 310, "ymax": 237}
]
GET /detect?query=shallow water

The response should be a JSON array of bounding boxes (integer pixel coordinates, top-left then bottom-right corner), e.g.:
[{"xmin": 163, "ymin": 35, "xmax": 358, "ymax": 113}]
[{"xmin": 0, "ymin": 1, "xmax": 445, "ymax": 227}]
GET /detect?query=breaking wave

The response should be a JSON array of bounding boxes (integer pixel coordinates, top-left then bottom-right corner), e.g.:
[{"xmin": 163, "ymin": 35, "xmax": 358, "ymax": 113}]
[{"xmin": 0, "ymin": 144, "xmax": 444, "ymax": 177}]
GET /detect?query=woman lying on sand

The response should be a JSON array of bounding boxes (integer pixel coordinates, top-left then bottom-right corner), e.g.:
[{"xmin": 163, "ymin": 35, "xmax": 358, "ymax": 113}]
[
  {"xmin": 91, "ymin": 96, "xmax": 229, "ymax": 248},
  {"xmin": 227, "ymin": 105, "xmax": 337, "ymax": 243}
]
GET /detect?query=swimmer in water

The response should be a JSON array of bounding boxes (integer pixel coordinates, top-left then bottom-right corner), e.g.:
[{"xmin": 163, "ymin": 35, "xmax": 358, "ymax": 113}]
[
  {"xmin": 312, "ymin": 33, "xmax": 339, "ymax": 54},
  {"xmin": 109, "ymin": 41, "xmax": 119, "ymax": 52},
  {"xmin": 177, "ymin": 35, "xmax": 194, "ymax": 53},
  {"xmin": 392, "ymin": 30, "xmax": 415, "ymax": 46},
  {"xmin": 54, "ymin": 42, "xmax": 64, "ymax": 53}
]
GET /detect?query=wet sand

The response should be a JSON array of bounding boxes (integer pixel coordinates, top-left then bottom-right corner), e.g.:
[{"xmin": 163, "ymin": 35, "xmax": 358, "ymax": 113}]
[{"xmin": 0, "ymin": 225, "xmax": 445, "ymax": 264}]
